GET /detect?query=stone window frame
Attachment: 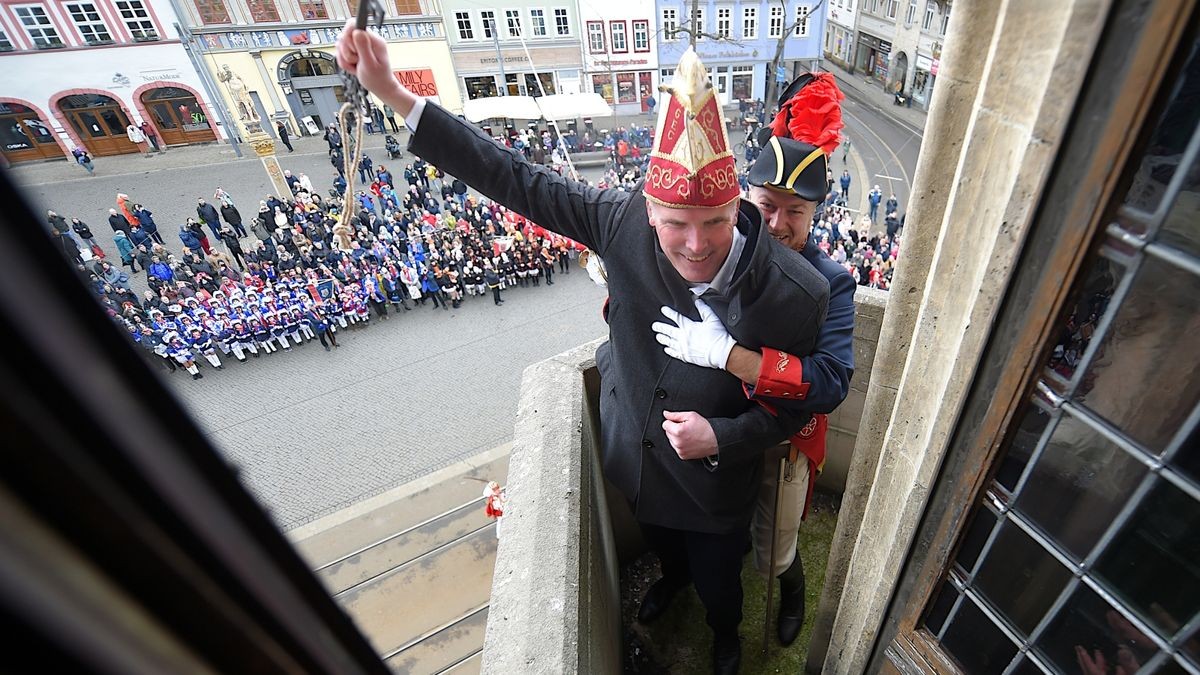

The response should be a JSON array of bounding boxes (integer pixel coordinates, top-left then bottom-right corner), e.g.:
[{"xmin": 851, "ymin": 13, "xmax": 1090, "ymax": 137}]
[
  {"xmin": 453, "ymin": 10, "xmax": 473, "ymax": 39},
  {"xmin": 504, "ymin": 8, "xmax": 521, "ymax": 38},
  {"xmin": 528, "ymin": 7, "xmax": 546, "ymax": 37},
  {"xmin": 552, "ymin": 6, "xmax": 569, "ymax": 36},
  {"xmin": 192, "ymin": 0, "xmax": 230, "ymax": 25},
  {"xmin": 479, "ymin": 9, "xmax": 495, "ymax": 38},
  {"xmin": 245, "ymin": 0, "xmax": 279, "ymax": 23}
]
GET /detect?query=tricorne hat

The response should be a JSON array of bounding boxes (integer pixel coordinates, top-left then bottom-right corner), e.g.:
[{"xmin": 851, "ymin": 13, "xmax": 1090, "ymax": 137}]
[
  {"xmin": 748, "ymin": 72, "xmax": 844, "ymax": 202},
  {"xmin": 643, "ymin": 48, "xmax": 739, "ymax": 209}
]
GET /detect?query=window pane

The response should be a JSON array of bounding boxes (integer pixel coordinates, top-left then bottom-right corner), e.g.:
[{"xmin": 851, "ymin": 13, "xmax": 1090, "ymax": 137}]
[
  {"xmin": 1119, "ymin": 46, "xmax": 1200, "ymax": 215},
  {"xmin": 1157, "ymin": 170, "xmax": 1200, "ymax": 257},
  {"xmin": 1013, "ymin": 413, "xmax": 1147, "ymax": 561},
  {"xmin": 974, "ymin": 522, "xmax": 1074, "ymax": 636},
  {"xmin": 1034, "ymin": 583, "xmax": 1156, "ymax": 675},
  {"xmin": 1093, "ymin": 479, "xmax": 1200, "ymax": 641},
  {"xmin": 942, "ymin": 597, "xmax": 1018, "ymax": 675},
  {"xmin": 995, "ymin": 403, "xmax": 1053, "ymax": 491},
  {"xmin": 953, "ymin": 505, "xmax": 996, "ymax": 572},
  {"xmin": 1007, "ymin": 656, "xmax": 1046, "ymax": 675},
  {"xmin": 923, "ymin": 581, "xmax": 958, "ymax": 636},
  {"xmin": 1074, "ymin": 254, "xmax": 1200, "ymax": 453},
  {"xmin": 1045, "ymin": 254, "xmax": 1124, "ymax": 381}
]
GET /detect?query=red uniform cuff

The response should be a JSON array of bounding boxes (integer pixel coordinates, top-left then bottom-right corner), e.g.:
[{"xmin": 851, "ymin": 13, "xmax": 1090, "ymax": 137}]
[{"xmin": 751, "ymin": 347, "xmax": 810, "ymax": 400}]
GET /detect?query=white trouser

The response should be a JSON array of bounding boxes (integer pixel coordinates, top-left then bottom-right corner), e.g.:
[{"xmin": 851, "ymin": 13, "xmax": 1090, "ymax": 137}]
[
  {"xmin": 203, "ymin": 352, "xmax": 221, "ymax": 368},
  {"xmin": 751, "ymin": 447, "xmax": 811, "ymax": 577}
]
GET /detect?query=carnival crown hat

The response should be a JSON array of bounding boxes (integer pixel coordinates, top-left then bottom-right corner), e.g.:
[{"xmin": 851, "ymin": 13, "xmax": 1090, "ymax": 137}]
[
  {"xmin": 748, "ymin": 72, "xmax": 845, "ymax": 202},
  {"xmin": 643, "ymin": 48, "xmax": 740, "ymax": 209}
]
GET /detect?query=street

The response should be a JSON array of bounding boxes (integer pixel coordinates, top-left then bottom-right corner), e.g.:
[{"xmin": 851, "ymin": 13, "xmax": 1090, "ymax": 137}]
[{"xmin": 837, "ymin": 79, "xmax": 923, "ymax": 232}]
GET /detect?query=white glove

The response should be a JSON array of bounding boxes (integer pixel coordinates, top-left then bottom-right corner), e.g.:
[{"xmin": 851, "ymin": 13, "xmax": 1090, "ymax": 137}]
[{"xmin": 651, "ymin": 298, "xmax": 736, "ymax": 370}]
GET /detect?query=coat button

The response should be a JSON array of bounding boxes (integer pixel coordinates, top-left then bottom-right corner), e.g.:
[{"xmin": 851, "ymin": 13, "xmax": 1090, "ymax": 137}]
[
  {"xmin": 730, "ymin": 312, "xmax": 739, "ymax": 323},
  {"xmin": 655, "ymin": 387, "xmax": 667, "ymax": 399},
  {"xmin": 642, "ymin": 439, "xmax": 654, "ymax": 449}
]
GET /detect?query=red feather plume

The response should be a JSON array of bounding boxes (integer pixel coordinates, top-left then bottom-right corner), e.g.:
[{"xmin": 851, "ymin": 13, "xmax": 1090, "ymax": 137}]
[{"xmin": 769, "ymin": 72, "xmax": 845, "ymax": 155}]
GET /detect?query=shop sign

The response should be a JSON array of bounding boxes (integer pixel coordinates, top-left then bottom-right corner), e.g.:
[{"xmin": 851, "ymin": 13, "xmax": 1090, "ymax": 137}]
[
  {"xmin": 931, "ymin": 58, "xmax": 940, "ymax": 75},
  {"xmin": 394, "ymin": 68, "xmax": 439, "ymax": 97},
  {"xmin": 857, "ymin": 33, "xmax": 892, "ymax": 53}
]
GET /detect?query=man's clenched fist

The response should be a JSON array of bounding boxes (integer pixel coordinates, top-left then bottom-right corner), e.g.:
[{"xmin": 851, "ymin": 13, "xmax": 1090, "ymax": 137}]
[{"xmin": 662, "ymin": 410, "xmax": 718, "ymax": 460}]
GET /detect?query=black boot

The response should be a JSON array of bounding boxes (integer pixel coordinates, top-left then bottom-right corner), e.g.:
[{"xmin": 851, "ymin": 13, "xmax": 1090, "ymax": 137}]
[
  {"xmin": 776, "ymin": 556, "xmax": 806, "ymax": 646},
  {"xmin": 712, "ymin": 631, "xmax": 741, "ymax": 675},
  {"xmin": 637, "ymin": 577, "xmax": 687, "ymax": 624}
]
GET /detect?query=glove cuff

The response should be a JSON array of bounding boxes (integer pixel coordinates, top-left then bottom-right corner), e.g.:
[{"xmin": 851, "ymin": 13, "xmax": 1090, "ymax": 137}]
[{"xmin": 712, "ymin": 334, "xmax": 737, "ymax": 371}]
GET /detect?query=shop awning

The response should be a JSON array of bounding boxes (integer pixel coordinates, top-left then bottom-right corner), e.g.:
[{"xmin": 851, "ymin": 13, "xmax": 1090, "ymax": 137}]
[
  {"xmin": 461, "ymin": 93, "xmax": 613, "ymax": 123},
  {"xmin": 462, "ymin": 96, "xmax": 542, "ymax": 122}
]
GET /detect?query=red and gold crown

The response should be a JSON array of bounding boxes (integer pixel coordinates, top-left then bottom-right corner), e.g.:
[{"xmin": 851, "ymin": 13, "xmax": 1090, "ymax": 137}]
[{"xmin": 643, "ymin": 49, "xmax": 739, "ymax": 209}]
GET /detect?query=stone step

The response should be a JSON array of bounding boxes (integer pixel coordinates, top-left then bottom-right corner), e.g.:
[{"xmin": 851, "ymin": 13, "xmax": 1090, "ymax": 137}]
[
  {"xmin": 337, "ymin": 523, "xmax": 498, "ymax": 658},
  {"xmin": 288, "ymin": 444, "xmax": 510, "ymax": 570},
  {"xmin": 383, "ymin": 606, "xmax": 488, "ymax": 674}
]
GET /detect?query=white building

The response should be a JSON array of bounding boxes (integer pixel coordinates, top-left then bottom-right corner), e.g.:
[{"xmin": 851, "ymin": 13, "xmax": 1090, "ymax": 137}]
[
  {"xmin": 0, "ymin": 0, "xmax": 224, "ymax": 164},
  {"xmin": 578, "ymin": 0, "xmax": 658, "ymax": 116},
  {"xmin": 824, "ymin": 0, "xmax": 858, "ymax": 70}
]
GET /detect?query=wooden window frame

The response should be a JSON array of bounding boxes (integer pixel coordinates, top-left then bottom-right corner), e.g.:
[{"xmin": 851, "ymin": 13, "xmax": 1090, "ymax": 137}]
[
  {"xmin": 873, "ymin": 1, "xmax": 1199, "ymax": 671},
  {"xmin": 609, "ymin": 19, "xmax": 626, "ymax": 54},
  {"xmin": 632, "ymin": 18, "xmax": 648, "ymax": 53}
]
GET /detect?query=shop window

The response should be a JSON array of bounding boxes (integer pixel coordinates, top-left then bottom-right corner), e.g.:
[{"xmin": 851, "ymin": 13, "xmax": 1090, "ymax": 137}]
[
  {"xmin": 65, "ymin": 2, "xmax": 112, "ymax": 44},
  {"xmin": 464, "ymin": 76, "xmax": 498, "ymax": 100},
  {"xmin": 592, "ymin": 73, "xmax": 613, "ymax": 104},
  {"xmin": 193, "ymin": 0, "xmax": 230, "ymax": 25},
  {"xmin": 553, "ymin": 7, "xmax": 569, "ymax": 35},
  {"xmin": 616, "ymin": 73, "xmax": 636, "ymax": 104},
  {"xmin": 115, "ymin": 0, "xmax": 158, "ymax": 40},
  {"xmin": 732, "ymin": 65, "xmax": 753, "ymax": 100},
  {"xmin": 246, "ymin": 0, "xmax": 279, "ymax": 23},
  {"xmin": 14, "ymin": 6, "xmax": 64, "ymax": 49}
]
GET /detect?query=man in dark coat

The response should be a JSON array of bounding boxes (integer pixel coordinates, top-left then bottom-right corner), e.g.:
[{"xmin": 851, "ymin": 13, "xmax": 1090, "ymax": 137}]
[
  {"xmin": 275, "ymin": 120, "xmax": 294, "ymax": 152},
  {"xmin": 221, "ymin": 202, "xmax": 246, "ymax": 238},
  {"xmin": 107, "ymin": 208, "xmax": 131, "ymax": 237},
  {"xmin": 196, "ymin": 198, "xmax": 222, "ymax": 239},
  {"xmin": 339, "ymin": 34, "xmax": 828, "ymax": 674},
  {"xmin": 658, "ymin": 72, "xmax": 857, "ymax": 648}
]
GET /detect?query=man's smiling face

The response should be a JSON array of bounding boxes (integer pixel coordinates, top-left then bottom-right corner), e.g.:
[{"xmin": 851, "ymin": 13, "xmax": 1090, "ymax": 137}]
[{"xmin": 646, "ymin": 200, "xmax": 738, "ymax": 283}]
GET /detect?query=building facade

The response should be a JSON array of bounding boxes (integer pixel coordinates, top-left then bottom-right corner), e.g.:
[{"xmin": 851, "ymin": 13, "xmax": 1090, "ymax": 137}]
[
  {"xmin": 577, "ymin": 0, "xmax": 658, "ymax": 116},
  {"xmin": 441, "ymin": 0, "xmax": 582, "ymax": 103},
  {"xmin": 655, "ymin": 0, "xmax": 827, "ymax": 108},
  {"xmin": 176, "ymin": 0, "xmax": 460, "ymax": 140},
  {"xmin": 0, "ymin": 0, "xmax": 222, "ymax": 164},
  {"xmin": 823, "ymin": 0, "xmax": 857, "ymax": 71},
  {"xmin": 848, "ymin": 0, "xmax": 950, "ymax": 109}
]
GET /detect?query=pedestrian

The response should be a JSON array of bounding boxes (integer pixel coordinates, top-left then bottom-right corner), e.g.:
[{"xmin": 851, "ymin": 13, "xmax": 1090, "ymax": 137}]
[
  {"xmin": 51, "ymin": 229, "xmax": 84, "ymax": 266},
  {"xmin": 885, "ymin": 193, "xmax": 898, "ymax": 216},
  {"xmin": 71, "ymin": 217, "xmax": 98, "ymax": 251},
  {"xmin": 140, "ymin": 121, "xmax": 162, "ymax": 153},
  {"xmin": 126, "ymin": 122, "xmax": 149, "ymax": 156},
  {"xmin": 324, "ymin": 124, "xmax": 342, "ymax": 153},
  {"xmin": 72, "ymin": 147, "xmax": 95, "ymax": 175},
  {"xmin": 383, "ymin": 103, "xmax": 399, "ymax": 133},
  {"xmin": 276, "ymin": 120, "xmax": 294, "ymax": 153},
  {"xmin": 868, "ymin": 185, "xmax": 883, "ymax": 223},
  {"xmin": 197, "ymin": 198, "xmax": 222, "ymax": 239},
  {"xmin": 218, "ymin": 224, "xmax": 247, "ymax": 270},
  {"xmin": 358, "ymin": 153, "xmax": 373, "ymax": 184},
  {"xmin": 113, "ymin": 230, "xmax": 138, "ymax": 273},
  {"xmin": 107, "ymin": 208, "xmax": 131, "ymax": 237},
  {"xmin": 839, "ymin": 169, "xmax": 851, "ymax": 201},
  {"xmin": 221, "ymin": 201, "xmax": 246, "ymax": 238},
  {"xmin": 133, "ymin": 203, "xmax": 164, "ymax": 244}
]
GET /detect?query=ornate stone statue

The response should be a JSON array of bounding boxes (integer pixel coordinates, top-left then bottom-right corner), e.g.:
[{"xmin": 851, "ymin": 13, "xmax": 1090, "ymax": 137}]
[{"xmin": 217, "ymin": 64, "xmax": 262, "ymax": 133}]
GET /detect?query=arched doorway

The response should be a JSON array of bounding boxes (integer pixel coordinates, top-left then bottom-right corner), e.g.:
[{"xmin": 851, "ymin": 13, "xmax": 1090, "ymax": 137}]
[
  {"xmin": 0, "ymin": 101, "xmax": 63, "ymax": 163},
  {"xmin": 140, "ymin": 86, "xmax": 217, "ymax": 146},
  {"xmin": 278, "ymin": 52, "xmax": 344, "ymax": 132},
  {"xmin": 58, "ymin": 93, "xmax": 139, "ymax": 156},
  {"xmin": 892, "ymin": 52, "xmax": 910, "ymax": 93}
]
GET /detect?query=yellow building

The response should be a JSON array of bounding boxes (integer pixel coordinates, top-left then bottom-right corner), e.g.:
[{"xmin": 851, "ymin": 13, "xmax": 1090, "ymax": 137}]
[{"xmin": 173, "ymin": 0, "xmax": 459, "ymax": 138}]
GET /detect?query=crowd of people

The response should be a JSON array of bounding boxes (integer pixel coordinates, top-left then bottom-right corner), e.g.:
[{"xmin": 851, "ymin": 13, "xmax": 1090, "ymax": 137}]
[{"xmin": 47, "ymin": 151, "xmax": 588, "ymax": 381}]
